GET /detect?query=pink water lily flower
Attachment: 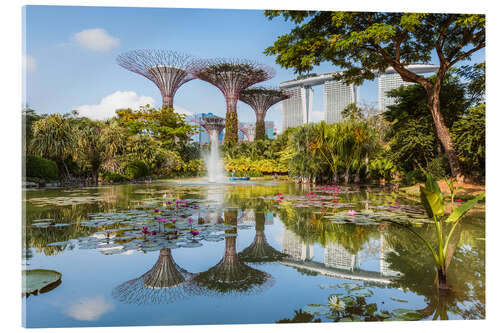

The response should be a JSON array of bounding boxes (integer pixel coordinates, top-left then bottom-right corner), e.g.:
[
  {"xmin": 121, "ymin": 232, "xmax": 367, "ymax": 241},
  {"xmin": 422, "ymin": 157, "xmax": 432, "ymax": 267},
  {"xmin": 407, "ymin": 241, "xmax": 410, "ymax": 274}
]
[
  {"xmin": 333, "ymin": 200, "xmax": 339, "ymax": 203},
  {"xmin": 171, "ymin": 218, "xmax": 177, "ymax": 223},
  {"xmin": 141, "ymin": 226, "xmax": 150, "ymax": 235},
  {"xmin": 388, "ymin": 202, "xmax": 393, "ymax": 205},
  {"xmin": 320, "ymin": 197, "xmax": 325, "ymax": 201},
  {"xmin": 154, "ymin": 208, "xmax": 159, "ymax": 212},
  {"xmin": 394, "ymin": 202, "xmax": 399, "ymax": 205},
  {"xmin": 275, "ymin": 192, "xmax": 283, "ymax": 195},
  {"xmin": 187, "ymin": 217, "xmax": 193, "ymax": 223},
  {"xmin": 151, "ymin": 230, "xmax": 157, "ymax": 235},
  {"xmin": 166, "ymin": 201, "xmax": 172, "ymax": 205},
  {"xmin": 190, "ymin": 230, "xmax": 199, "ymax": 236},
  {"xmin": 347, "ymin": 210, "xmax": 356, "ymax": 216},
  {"xmin": 457, "ymin": 199, "xmax": 463, "ymax": 202},
  {"xmin": 279, "ymin": 196, "xmax": 284, "ymax": 200}
]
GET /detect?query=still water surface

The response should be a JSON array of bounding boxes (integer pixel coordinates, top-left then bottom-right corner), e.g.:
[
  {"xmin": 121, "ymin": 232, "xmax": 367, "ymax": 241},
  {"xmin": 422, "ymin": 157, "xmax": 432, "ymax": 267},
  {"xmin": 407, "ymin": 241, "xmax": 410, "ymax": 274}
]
[{"xmin": 22, "ymin": 180, "xmax": 485, "ymax": 327}]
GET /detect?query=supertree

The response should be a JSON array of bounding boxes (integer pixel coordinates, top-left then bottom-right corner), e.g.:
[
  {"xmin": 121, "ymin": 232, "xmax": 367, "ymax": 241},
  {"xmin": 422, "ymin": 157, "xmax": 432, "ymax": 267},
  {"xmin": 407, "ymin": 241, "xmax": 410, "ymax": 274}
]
[
  {"xmin": 239, "ymin": 87, "xmax": 291, "ymax": 140},
  {"xmin": 116, "ymin": 49, "xmax": 196, "ymax": 109},
  {"xmin": 111, "ymin": 248, "xmax": 196, "ymax": 305},
  {"xmin": 192, "ymin": 209, "xmax": 274, "ymax": 295},
  {"xmin": 192, "ymin": 59, "xmax": 275, "ymax": 144},
  {"xmin": 238, "ymin": 211, "xmax": 286, "ymax": 263},
  {"xmin": 189, "ymin": 114, "xmax": 226, "ymax": 143}
]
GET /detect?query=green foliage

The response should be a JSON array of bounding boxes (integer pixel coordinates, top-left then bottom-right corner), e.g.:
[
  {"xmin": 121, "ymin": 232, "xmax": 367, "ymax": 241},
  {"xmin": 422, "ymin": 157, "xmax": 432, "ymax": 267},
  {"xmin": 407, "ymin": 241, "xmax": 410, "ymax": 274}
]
[
  {"xmin": 25, "ymin": 155, "xmax": 59, "ymax": 181},
  {"xmin": 123, "ymin": 160, "xmax": 150, "ymax": 179},
  {"xmin": 425, "ymin": 156, "xmax": 450, "ymax": 180},
  {"xmin": 451, "ymin": 104, "xmax": 485, "ymax": 178},
  {"xmin": 369, "ymin": 158, "xmax": 396, "ymax": 181},
  {"xmin": 116, "ymin": 105, "xmax": 198, "ymax": 151},
  {"xmin": 224, "ymin": 108, "xmax": 239, "ymax": 144},
  {"xmin": 100, "ymin": 171, "xmax": 128, "ymax": 182}
]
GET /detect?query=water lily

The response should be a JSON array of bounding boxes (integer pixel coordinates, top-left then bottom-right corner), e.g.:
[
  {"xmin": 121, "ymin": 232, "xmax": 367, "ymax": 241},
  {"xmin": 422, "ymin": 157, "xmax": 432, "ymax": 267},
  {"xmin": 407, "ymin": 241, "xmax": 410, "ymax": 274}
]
[
  {"xmin": 388, "ymin": 201, "xmax": 393, "ymax": 205},
  {"xmin": 328, "ymin": 295, "xmax": 346, "ymax": 312},
  {"xmin": 171, "ymin": 218, "xmax": 177, "ymax": 223},
  {"xmin": 141, "ymin": 226, "xmax": 150, "ymax": 235},
  {"xmin": 154, "ymin": 208, "xmax": 159, "ymax": 212},
  {"xmin": 187, "ymin": 217, "xmax": 193, "ymax": 223},
  {"xmin": 151, "ymin": 230, "xmax": 157, "ymax": 235},
  {"xmin": 347, "ymin": 210, "xmax": 356, "ymax": 216},
  {"xmin": 279, "ymin": 196, "xmax": 284, "ymax": 200},
  {"xmin": 275, "ymin": 192, "xmax": 283, "ymax": 195},
  {"xmin": 394, "ymin": 202, "xmax": 399, "ymax": 205},
  {"xmin": 190, "ymin": 230, "xmax": 199, "ymax": 236},
  {"xmin": 320, "ymin": 197, "xmax": 325, "ymax": 201},
  {"xmin": 333, "ymin": 199, "xmax": 339, "ymax": 203}
]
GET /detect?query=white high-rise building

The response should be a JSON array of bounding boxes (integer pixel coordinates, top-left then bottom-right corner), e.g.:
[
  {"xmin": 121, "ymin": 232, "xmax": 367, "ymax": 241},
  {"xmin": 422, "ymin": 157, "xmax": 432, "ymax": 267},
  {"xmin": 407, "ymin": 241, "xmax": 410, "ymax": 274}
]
[
  {"xmin": 324, "ymin": 81, "xmax": 359, "ymax": 123},
  {"xmin": 282, "ymin": 86, "xmax": 313, "ymax": 130}
]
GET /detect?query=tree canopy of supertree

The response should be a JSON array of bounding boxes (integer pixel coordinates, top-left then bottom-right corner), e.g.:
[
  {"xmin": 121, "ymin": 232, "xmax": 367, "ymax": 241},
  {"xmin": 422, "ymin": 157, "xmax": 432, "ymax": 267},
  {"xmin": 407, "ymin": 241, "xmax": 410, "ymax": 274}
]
[
  {"xmin": 111, "ymin": 248, "xmax": 196, "ymax": 305},
  {"xmin": 239, "ymin": 87, "xmax": 291, "ymax": 140},
  {"xmin": 116, "ymin": 49, "xmax": 196, "ymax": 109},
  {"xmin": 192, "ymin": 209, "xmax": 274, "ymax": 295},
  {"xmin": 189, "ymin": 114, "xmax": 225, "ymax": 143},
  {"xmin": 192, "ymin": 59, "xmax": 275, "ymax": 144},
  {"xmin": 238, "ymin": 211, "xmax": 286, "ymax": 263}
]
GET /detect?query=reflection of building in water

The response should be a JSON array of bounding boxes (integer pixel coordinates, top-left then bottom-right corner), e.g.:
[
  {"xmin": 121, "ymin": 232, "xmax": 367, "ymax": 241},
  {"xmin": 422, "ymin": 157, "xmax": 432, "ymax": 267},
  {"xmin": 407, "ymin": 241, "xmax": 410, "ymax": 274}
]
[
  {"xmin": 282, "ymin": 229, "xmax": 314, "ymax": 261},
  {"xmin": 238, "ymin": 209, "xmax": 255, "ymax": 224},
  {"xmin": 380, "ymin": 233, "xmax": 400, "ymax": 277},
  {"xmin": 324, "ymin": 243, "xmax": 360, "ymax": 271}
]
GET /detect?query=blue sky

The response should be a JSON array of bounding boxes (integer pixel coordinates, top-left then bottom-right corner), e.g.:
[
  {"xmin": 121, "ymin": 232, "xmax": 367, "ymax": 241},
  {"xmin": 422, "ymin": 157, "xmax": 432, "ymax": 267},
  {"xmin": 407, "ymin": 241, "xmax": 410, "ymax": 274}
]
[{"xmin": 24, "ymin": 6, "xmax": 485, "ymax": 132}]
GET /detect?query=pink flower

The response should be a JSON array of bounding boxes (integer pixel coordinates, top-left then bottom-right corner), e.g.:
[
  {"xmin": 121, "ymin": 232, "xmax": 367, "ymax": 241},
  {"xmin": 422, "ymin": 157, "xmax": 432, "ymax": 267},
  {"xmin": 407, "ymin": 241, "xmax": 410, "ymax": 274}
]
[
  {"xmin": 141, "ymin": 226, "xmax": 150, "ymax": 235},
  {"xmin": 279, "ymin": 196, "xmax": 284, "ymax": 200},
  {"xmin": 388, "ymin": 202, "xmax": 393, "ymax": 205},
  {"xmin": 166, "ymin": 201, "xmax": 172, "ymax": 205},
  {"xmin": 275, "ymin": 192, "xmax": 282, "ymax": 195},
  {"xmin": 394, "ymin": 202, "xmax": 399, "ymax": 205},
  {"xmin": 151, "ymin": 230, "xmax": 157, "ymax": 235},
  {"xmin": 187, "ymin": 217, "xmax": 193, "ymax": 223},
  {"xmin": 155, "ymin": 216, "xmax": 161, "ymax": 221},
  {"xmin": 457, "ymin": 199, "xmax": 462, "ymax": 202},
  {"xmin": 333, "ymin": 200, "xmax": 339, "ymax": 203},
  {"xmin": 347, "ymin": 210, "xmax": 356, "ymax": 216},
  {"xmin": 320, "ymin": 198, "xmax": 325, "ymax": 201},
  {"xmin": 154, "ymin": 208, "xmax": 159, "ymax": 212},
  {"xmin": 190, "ymin": 230, "xmax": 199, "ymax": 236},
  {"xmin": 171, "ymin": 218, "xmax": 177, "ymax": 223}
]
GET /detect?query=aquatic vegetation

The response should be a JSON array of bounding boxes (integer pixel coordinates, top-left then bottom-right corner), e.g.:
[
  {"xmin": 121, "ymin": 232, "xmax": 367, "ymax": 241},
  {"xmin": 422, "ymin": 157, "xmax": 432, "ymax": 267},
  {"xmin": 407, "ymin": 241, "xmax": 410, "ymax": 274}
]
[{"xmin": 22, "ymin": 269, "xmax": 62, "ymax": 297}]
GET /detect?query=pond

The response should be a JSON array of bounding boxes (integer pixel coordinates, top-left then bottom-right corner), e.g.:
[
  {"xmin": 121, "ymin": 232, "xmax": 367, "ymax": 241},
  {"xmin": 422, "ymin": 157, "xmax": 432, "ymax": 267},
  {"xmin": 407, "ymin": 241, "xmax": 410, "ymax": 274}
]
[{"xmin": 22, "ymin": 179, "xmax": 485, "ymax": 327}]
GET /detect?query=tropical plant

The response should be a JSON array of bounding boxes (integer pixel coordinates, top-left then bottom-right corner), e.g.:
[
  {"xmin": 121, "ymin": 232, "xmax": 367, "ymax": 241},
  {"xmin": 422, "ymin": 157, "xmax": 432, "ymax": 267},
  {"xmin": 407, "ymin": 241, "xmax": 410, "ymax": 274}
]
[
  {"xmin": 30, "ymin": 113, "xmax": 75, "ymax": 177},
  {"xmin": 369, "ymin": 158, "xmax": 396, "ymax": 182},
  {"xmin": 394, "ymin": 174, "xmax": 484, "ymax": 291}
]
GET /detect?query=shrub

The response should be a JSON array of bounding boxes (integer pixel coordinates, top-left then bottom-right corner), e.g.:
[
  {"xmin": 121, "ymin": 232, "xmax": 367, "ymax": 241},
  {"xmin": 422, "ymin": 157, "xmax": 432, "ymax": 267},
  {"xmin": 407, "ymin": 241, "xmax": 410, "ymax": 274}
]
[
  {"xmin": 123, "ymin": 160, "xmax": 150, "ymax": 179},
  {"xmin": 100, "ymin": 171, "xmax": 128, "ymax": 182},
  {"xmin": 25, "ymin": 155, "xmax": 59, "ymax": 180},
  {"xmin": 402, "ymin": 169, "xmax": 426, "ymax": 186},
  {"xmin": 426, "ymin": 155, "xmax": 450, "ymax": 180}
]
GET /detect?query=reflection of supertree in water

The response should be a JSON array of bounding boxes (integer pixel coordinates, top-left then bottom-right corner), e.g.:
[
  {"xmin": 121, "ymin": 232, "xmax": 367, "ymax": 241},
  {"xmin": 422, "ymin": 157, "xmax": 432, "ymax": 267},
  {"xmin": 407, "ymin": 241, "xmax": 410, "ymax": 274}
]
[
  {"xmin": 112, "ymin": 248, "xmax": 195, "ymax": 304},
  {"xmin": 192, "ymin": 209, "xmax": 274, "ymax": 295},
  {"xmin": 239, "ymin": 211, "xmax": 285, "ymax": 263}
]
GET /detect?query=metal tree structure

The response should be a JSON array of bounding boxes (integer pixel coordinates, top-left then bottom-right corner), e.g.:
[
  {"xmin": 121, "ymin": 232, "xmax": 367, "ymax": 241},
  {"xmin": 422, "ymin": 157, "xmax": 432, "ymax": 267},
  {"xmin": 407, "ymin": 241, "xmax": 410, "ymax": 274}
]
[
  {"xmin": 239, "ymin": 211, "xmax": 286, "ymax": 263},
  {"xmin": 240, "ymin": 87, "xmax": 291, "ymax": 140},
  {"xmin": 111, "ymin": 248, "xmax": 196, "ymax": 305},
  {"xmin": 192, "ymin": 209, "xmax": 274, "ymax": 295},
  {"xmin": 189, "ymin": 114, "xmax": 226, "ymax": 143},
  {"xmin": 116, "ymin": 49, "xmax": 196, "ymax": 109},
  {"xmin": 192, "ymin": 59, "xmax": 275, "ymax": 144}
]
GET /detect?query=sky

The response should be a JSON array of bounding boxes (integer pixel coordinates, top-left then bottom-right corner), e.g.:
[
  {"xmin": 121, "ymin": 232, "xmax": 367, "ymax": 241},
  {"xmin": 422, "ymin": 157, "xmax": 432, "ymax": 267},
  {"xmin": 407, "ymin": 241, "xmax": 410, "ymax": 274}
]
[{"xmin": 23, "ymin": 5, "xmax": 485, "ymax": 132}]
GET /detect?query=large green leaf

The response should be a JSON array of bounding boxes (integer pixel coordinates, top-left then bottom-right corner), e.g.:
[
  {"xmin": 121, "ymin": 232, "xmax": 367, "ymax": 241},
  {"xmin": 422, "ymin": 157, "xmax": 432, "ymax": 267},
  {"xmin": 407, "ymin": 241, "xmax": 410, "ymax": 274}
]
[
  {"xmin": 425, "ymin": 174, "xmax": 441, "ymax": 194},
  {"xmin": 446, "ymin": 193, "xmax": 485, "ymax": 223},
  {"xmin": 22, "ymin": 269, "xmax": 62, "ymax": 296},
  {"xmin": 420, "ymin": 186, "xmax": 444, "ymax": 218}
]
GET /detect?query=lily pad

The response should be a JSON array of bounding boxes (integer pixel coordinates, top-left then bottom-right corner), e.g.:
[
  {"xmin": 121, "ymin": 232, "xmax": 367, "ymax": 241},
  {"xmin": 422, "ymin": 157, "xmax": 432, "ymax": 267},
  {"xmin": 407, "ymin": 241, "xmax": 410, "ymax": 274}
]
[
  {"xmin": 22, "ymin": 269, "xmax": 62, "ymax": 296},
  {"xmin": 303, "ymin": 304, "xmax": 331, "ymax": 316}
]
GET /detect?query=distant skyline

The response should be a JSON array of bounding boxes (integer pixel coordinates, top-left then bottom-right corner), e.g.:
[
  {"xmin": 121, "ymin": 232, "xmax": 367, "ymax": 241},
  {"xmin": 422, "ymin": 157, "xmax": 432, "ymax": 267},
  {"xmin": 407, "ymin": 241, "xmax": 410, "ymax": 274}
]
[{"xmin": 23, "ymin": 5, "xmax": 485, "ymax": 132}]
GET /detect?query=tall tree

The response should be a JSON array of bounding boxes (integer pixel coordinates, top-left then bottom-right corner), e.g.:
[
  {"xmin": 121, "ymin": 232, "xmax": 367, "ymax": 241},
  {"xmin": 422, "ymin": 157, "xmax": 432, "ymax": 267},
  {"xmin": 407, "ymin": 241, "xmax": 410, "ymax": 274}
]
[{"xmin": 265, "ymin": 12, "xmax": 485, "ymax": 181}]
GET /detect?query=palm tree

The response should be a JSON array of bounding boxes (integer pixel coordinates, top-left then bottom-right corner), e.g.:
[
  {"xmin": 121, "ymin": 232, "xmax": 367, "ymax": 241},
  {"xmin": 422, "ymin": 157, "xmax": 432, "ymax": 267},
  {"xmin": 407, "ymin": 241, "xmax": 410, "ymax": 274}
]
[{"xmin": 30, "ymin": 114, "xmax": 75, "ymax": 177}]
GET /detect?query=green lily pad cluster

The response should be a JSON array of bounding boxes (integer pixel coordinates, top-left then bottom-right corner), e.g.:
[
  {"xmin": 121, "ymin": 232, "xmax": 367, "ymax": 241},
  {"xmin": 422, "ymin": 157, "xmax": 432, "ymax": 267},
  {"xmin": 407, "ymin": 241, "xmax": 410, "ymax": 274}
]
[{"xmin": 303, "ymin": 282, "xmax": 422, "ymax": 322}]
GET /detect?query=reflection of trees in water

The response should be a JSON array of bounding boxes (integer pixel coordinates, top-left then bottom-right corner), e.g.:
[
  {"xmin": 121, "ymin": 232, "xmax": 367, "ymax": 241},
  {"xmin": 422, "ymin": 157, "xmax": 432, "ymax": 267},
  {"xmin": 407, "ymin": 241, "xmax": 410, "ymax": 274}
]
[
  {"xmin": 276, "ymin": 309, "xmax": 322, "ymax": 323},
  {"xmin": 192, "ymin": 209, "xmax": 274, "ymax": 295},
  {"xmin": 384, "ymin": 223, "xmax": 485, "ymax": 319},
  {"xmin": 238, "ymin": 211, "xmax": 285, "ymax": 263},
  {"xmin": 112, "ymin": 248, "xmax": 196, "ymax": 305}
]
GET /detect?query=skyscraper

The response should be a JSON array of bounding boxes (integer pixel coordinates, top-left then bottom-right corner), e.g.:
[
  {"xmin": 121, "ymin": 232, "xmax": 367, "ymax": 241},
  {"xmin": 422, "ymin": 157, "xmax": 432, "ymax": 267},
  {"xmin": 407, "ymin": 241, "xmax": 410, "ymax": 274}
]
[{"xmin": 324, "ymin": 80, "xmax": 359, "ymax": 123}]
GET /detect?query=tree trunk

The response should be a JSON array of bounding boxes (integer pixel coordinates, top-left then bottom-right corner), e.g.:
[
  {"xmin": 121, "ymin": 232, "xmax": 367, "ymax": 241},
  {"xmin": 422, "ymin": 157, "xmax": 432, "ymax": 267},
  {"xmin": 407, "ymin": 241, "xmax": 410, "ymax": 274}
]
[
  {"xmin": 354, "ymin": 171, "xmax": 360, "ymax": 184},
  {"xmin": 162, "ymin": 95, "xmax": 174, "ymax": 109},
  {"xmin": 437, "ymin": 267, "xmax": 449, "ymax": 291},
  {"xmin": 427, "ymin": 90, "xmax": 464, "ymax": 182},
  {"xmin": 255, "ymin": 112, "xmax": 266, "ymax": 141},
  {"xmin": 344, "ymin": 169, "xmax": 350, "ymax": 184},
  {"xmin": 225, "ymin": 96, "xmax": 239, "ymax": 144}
]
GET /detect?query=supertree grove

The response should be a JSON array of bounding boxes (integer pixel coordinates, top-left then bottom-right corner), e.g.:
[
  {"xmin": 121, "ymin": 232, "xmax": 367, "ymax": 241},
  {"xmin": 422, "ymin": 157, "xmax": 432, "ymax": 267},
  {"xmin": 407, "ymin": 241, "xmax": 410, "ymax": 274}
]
[
  {"xmin": 116, "ymin": 49, "xmax": 196, "ymax": 109},
  {"xmin": 192, "ymin": 59, "xmax": 275, "ymax": 144},
  {"xmin": 239, "ymin": 86, "xmax": 291, "ymax": 140}
]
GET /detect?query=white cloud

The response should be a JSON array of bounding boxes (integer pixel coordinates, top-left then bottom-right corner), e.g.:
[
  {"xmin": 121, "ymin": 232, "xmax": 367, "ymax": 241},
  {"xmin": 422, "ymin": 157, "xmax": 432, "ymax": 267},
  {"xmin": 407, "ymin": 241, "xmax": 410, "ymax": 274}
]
[
  {"xmin": 65, "ymin": 296, "xmax": 114, "ymax": 321},
  {"xmin": 75, "ymin": 91, "xmax": 155, "ymax": 120},
  {"xmin": 23, "ymin": 55, "xmax": 36, "ymax": 72},
  {"xmin": 310, "ymin": 110, "xmax": 324, "ymax": 123},
  {"xmin": 71, "ymin": 28, "xmax": 120, "ymax": 52}
]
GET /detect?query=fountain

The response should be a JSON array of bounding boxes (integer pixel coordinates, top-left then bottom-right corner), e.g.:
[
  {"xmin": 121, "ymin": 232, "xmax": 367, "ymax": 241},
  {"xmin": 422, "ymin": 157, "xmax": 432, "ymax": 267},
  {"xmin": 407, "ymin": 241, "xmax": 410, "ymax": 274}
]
[
  {"xmin": 205, "ymin": 130, "xmax": 226, "ymax": 183},
  {"xmin": 193, "ymin": 115, "xmax": 226, "ymax": 183}
]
